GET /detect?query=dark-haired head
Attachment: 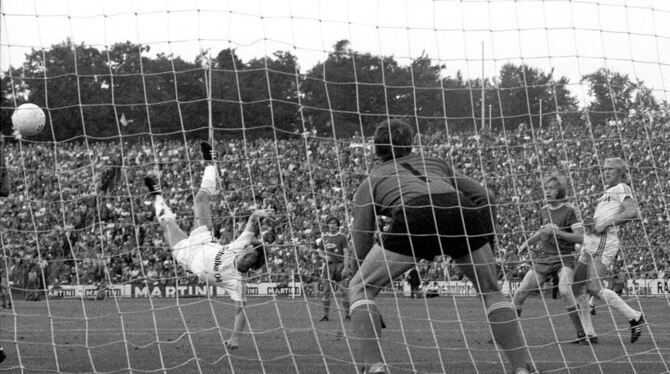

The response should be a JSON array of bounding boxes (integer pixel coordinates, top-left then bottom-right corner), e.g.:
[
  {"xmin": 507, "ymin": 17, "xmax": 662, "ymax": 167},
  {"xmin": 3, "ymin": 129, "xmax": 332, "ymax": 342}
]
[
  {"xmin": 374, "ymin": 119, "xmax": 415, "ymax": 162},
  {"xmin": 326, "ymin": 216, "xmax": 340, "ymax": 227},
  {"xmin": 236, "ymin": 240, "xmax": 266, "ymax": 273}
]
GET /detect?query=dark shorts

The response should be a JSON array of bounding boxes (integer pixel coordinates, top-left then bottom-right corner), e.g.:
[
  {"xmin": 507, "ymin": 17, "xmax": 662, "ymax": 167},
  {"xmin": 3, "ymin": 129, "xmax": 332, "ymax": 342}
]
[
  {"xmin": 323, "ymin": 262, "xmax": 345, "ymax": 283},
  {"xmin": 534, "ymin": 257, "xmax": 576, "ymax": 278},
  {"xmin": 381, "ymin": 192, "xmax": 493, "ymax": 260}
]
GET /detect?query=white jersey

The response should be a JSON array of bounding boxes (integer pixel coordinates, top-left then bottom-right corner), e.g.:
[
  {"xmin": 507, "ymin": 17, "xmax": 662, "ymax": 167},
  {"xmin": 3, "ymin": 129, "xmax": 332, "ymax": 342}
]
[
  {"xmin": 593, "ymin": 183, "xmax": 634, "ymax": 234},
  {"xmin": 172, "ymin": 226, "xmax": 254, "ymax": 301}
]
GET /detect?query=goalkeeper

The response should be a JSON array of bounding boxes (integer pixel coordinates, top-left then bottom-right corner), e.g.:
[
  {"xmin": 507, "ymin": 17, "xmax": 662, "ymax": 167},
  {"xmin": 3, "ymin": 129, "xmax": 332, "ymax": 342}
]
[
  {"xmin": 144, "ymin": 141, "xmax": 273, "ymax": 350},
  {"xmin": 349, "ymin": 119, "xmax": 535, "ymax": 374}
]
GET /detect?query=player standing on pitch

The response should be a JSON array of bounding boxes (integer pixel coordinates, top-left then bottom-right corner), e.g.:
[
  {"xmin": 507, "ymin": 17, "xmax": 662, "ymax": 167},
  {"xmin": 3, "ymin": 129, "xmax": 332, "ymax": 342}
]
[
  {"xmin": 572, "ymin": 157, "xmax": 645, "ymax": 343},
  {"xmin": 0, "ymin": 136, "xmax": 10, "ymax": 363},
  {"xmin": 348, "ymin": 119, "xmax": 536, "ymax": 374},
  {"xmin": 144, "ymin": 141, "xmax": 275, "ymax": 350},
  {"xmin": 511, "ymin": 174, "xmax": 589, "ymax": 344},
  {"xmin": 316, "ymin": 216, "xmax": 352, "ymax": 322}
]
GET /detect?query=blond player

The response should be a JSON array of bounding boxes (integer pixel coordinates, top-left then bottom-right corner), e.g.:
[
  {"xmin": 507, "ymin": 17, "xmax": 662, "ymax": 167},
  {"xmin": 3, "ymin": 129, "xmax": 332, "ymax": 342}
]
[
  {"xmin": 572, "ymin": 158, "xmax": 644, "ymax": 343},
  {"xmin": 145, "ymin": 142, "xmax": 274, "ymax": 350},
  {"xmin": 512, "ymin": 175, "xmax": 587, "ymax": 344}
]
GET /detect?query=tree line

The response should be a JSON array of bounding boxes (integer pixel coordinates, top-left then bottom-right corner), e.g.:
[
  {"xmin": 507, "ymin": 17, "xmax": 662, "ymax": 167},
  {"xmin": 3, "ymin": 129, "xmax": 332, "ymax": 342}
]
[{"xmin": 0, "ymin": 39, "xmax": 662, "ymax": 141}]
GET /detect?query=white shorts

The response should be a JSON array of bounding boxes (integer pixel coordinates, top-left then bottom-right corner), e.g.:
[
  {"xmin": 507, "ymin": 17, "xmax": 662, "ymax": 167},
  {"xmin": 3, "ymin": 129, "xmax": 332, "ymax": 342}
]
[
  {"xmin": 578, "ymin": 232, "xmax": 619, "ymax": 267},
  {"xmin": 173, "ymin": 226, "xmax": 214, "ymax": 271}
]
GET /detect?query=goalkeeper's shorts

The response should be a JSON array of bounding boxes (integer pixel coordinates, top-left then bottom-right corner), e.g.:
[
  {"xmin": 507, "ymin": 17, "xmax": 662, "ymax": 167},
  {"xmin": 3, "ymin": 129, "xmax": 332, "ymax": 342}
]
[
  {"xmin": 578, "ymin": 232, "xmax": 619, "ymax": 267},
  {"xmin": 381, "ymin": 192, "xmax": 492, "ymax": 260}
]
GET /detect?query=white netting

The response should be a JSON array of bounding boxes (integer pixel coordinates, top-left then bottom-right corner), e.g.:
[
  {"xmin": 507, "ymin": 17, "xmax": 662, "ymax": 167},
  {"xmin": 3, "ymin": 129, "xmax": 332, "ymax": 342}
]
[{"xmin": 1, "ymin": 0, "xmax": 669, "ymax": 373}]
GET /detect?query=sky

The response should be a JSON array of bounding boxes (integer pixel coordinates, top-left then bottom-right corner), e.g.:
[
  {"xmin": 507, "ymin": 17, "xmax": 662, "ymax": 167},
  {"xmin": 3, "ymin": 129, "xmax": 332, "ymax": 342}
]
[{"xmin": 1, "ymin": 0, "xmax": 669, "ymax": 104}]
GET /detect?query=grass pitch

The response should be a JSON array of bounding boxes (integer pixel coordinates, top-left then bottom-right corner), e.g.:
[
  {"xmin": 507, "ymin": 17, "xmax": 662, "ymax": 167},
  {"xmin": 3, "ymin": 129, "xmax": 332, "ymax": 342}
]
[{"xmin": 1, "ymin": 295, "xmax": 668, "ymax": 373}]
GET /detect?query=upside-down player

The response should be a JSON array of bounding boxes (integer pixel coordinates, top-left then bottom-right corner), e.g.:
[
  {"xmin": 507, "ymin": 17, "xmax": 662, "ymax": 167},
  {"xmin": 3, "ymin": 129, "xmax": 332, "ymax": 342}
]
[
  {"xmin": 144, "ymin": 142, "xmax": 274, "ymax": 350},
  {"xmin": 572, "ymin": 158, "xmax": 645, "ymax": 344},
  {"xmin": 512, "ymin": 174, "xmax": 589, "ymax": 343},
  {"xmin": 316, "ymin": 216, "xmax": 352, "ymax": 322}
]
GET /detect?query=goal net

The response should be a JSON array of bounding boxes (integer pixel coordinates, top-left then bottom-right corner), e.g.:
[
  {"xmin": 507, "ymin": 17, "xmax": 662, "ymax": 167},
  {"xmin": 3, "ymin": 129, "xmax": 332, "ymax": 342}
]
[{"xmin": 1, "ymin": 0, "xmax": 669, "ymax": 373}]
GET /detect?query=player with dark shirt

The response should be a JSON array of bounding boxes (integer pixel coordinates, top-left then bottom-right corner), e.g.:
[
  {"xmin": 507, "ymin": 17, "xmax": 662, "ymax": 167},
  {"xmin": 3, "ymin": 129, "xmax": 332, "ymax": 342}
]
[
  {"xmin": 348, "ymin": 119, "xmax": 535, "ymax": 374},
  {"xmin": 512, "ymin": 175, "xmax": 587, "ymax": 343},
  {"xmin": 317, "ymin": 217, "xmax": 352, "ymax": 321}
]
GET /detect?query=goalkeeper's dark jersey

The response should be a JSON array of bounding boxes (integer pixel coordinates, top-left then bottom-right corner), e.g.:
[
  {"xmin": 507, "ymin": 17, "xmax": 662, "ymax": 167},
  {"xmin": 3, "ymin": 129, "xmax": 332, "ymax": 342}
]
[
  {"xmin": 534, "ymin": 203, "xmax": 582, "ymax": 264},
  {"xmin": 352, "ymin": 154, "xmax": 497, "ymax": 259},
  {"xmin": 321, "ymin": 233, "xmax": 348, "ymax": 264},
  {"xmin": 365, "ymin": 154, "xmax": 492, "ymax": 217}
]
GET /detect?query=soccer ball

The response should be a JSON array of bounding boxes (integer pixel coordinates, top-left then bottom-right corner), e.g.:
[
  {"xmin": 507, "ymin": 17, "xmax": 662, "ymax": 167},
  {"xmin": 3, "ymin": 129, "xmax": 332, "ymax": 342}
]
[{"xmin": 11, "ymin": 103, "xmax": 46, "ymax": 136}]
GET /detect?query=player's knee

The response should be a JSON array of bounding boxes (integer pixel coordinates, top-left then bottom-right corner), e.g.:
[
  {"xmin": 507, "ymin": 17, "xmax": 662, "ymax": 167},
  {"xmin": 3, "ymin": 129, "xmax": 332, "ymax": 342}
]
[
  {"xmin": 195, "ymin": 189, "xmax": 209, "ymax": 203},
  {"xmin": 558, "ymin": 284, "xmax": 572, "ymax": 300},
  {"xmin": 513, "ymin": 286, "xmax": 530, "ymax": 300},
  {"xmin": 587, "ymin": 284, "xmax": 601, "ymax": 297},
  {"xmin": 595, "ymin": 288, "xmax": 609, "ymax": 299},
  {"xmin": 349, "ymin": 282, "xmax": 376, "ymax": 303}
]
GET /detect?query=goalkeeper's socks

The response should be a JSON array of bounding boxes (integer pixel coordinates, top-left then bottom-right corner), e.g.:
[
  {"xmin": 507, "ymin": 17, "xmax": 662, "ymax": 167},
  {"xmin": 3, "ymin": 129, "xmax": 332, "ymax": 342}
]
[
  {"xmin": 350, "ymin": 300, "xmax": 384, "ymax": 369},
  {"xmin": 144, "ymin": 176, "xmax": 162, "ymax": 196},
  {"xmin": 201, "ymin": 141, "xmax": 216, "ymax": 162},
  {"xmin": 0, "ymin": 345, "xmax": 6, "ymax": 363},
  {"xmin": 200, "ymin": 165, "xmax": 218, "ymax": 195},
  {"xmin": 486, "ymin": 301, "xmax": 533, "ymax": 371}
]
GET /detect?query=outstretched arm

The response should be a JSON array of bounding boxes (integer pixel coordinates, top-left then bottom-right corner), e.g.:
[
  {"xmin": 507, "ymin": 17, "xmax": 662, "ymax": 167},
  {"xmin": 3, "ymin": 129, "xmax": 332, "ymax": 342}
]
[
  {"xmin": 243, "ymin": 209, "xmax": 274, "ymax": 234},
  {"xmin": 225, "ymin": 300, "xmax": 247, "ymax": 348},
  {"xmin": 351, "ymin": 179, "xmax": 376, "ymax": 263}
]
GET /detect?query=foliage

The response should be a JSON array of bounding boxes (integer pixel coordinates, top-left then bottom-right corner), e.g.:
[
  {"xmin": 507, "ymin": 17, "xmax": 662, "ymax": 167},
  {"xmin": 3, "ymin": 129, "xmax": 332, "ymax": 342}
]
[
  {"xmin": 581, "ymin": 68, "xmax": 658, "ymax": 126},
  {"xmin": 1, "ymin": 39, "xmax": 660, "ymax": 140}
]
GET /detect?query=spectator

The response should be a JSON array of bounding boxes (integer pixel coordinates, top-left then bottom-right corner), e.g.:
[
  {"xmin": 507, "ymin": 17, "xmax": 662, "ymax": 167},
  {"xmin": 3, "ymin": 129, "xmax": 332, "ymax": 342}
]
[{"xmin": 0, "ymin": 109, "xmax": 667, "ymax": 291}]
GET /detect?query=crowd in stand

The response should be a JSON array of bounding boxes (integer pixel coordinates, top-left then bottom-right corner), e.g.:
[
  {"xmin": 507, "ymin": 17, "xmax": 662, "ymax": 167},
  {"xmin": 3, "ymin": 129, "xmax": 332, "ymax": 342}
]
[{"xmin": 1, "ymin": 109, "xmax": 669, "ymax": 295}]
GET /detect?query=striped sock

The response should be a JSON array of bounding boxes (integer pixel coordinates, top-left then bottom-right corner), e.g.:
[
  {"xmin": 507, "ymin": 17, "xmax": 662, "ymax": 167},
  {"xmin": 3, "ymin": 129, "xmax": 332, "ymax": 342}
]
[
  {"xmin": 487, "ymin": 301, "xmax": 532, "ymax": 370},
  {"xmin": 567, "ymin": 305, "xmax": 584, "ymax": 335},
  {"xmin": 350, "ymin": 299, "xmax": 384, "ymax": 369}
]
